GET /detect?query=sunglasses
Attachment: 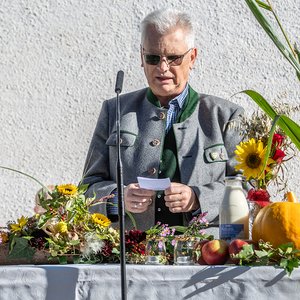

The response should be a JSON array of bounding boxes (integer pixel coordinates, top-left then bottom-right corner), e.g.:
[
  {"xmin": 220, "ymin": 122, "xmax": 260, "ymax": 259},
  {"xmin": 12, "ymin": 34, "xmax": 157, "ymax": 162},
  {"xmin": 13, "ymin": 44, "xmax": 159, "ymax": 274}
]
[{"xmin": 142, "ymin": 47, "xmax": 192, "ymax": 66}]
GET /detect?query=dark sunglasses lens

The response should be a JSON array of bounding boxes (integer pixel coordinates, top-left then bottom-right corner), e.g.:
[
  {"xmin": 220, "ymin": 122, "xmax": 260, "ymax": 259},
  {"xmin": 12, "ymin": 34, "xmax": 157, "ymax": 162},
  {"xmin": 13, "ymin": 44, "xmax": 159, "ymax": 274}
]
[
  {"xmin": 144, "ymin": 54, "xmax": 160, "ymax": 65},
  {"xmin": 167, "ymin": 55, "xmax": 182, "ymax": 66}
]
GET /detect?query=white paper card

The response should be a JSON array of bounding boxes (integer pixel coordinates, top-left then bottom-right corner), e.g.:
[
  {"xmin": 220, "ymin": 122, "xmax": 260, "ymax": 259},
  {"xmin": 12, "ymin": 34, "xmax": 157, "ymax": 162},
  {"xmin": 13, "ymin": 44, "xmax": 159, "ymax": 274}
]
[{"xmin": 137, "ymin": 177, "xmax": 171, "ymax": 191}]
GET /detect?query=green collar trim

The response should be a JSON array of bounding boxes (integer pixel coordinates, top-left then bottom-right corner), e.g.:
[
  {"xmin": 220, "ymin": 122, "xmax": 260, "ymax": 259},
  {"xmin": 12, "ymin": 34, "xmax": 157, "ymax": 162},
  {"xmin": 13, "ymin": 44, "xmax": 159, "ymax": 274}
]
[{"xmin": 146, "ymin": 86, "xmax": 198, "ymax": 122}]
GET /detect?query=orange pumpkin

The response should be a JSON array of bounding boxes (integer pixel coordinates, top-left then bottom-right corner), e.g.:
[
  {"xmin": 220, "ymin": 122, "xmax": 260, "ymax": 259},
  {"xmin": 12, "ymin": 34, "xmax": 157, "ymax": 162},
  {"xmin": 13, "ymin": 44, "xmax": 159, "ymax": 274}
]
[{"xmin": 252, "ymin": 202, "xmax": 300, "ymax": 249}]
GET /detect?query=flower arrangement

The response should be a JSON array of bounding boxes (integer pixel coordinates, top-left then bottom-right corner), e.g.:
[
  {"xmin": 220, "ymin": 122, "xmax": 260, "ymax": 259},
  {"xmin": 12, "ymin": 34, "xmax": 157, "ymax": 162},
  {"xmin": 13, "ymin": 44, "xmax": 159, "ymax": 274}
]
[
  {"xmin": 5, "ymin": 183, "xmax": 120, "ymax": 264},
  {"xmin": 124, "ymin": 229, "xmax": 147, "ymax": 264},
  {"xmin": 229, "ymin": 97, "xmax": 299, "ymax": 207}
]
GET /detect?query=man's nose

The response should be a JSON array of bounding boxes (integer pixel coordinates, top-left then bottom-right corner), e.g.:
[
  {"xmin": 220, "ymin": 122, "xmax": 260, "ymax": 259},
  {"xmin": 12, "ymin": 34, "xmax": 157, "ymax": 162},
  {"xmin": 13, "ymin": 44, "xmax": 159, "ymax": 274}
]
[{"xmin": 157, "ymin": 57, "xmax": 170, "ymax": 72}]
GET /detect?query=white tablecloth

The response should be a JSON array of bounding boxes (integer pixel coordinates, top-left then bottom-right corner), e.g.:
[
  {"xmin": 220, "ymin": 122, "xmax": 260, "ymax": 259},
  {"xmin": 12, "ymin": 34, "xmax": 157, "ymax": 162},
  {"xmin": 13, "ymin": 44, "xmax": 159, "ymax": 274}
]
[{"xmin": 0, "ymin": 264, "xmax": 298, "ymax": 300}]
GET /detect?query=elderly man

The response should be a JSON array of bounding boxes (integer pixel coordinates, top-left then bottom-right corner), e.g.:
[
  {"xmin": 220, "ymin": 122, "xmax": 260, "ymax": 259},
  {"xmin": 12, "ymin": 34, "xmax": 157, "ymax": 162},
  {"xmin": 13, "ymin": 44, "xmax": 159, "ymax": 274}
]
[{"xmin": 81, "ymin": 8, "xmax": 244, "ymax": 236}]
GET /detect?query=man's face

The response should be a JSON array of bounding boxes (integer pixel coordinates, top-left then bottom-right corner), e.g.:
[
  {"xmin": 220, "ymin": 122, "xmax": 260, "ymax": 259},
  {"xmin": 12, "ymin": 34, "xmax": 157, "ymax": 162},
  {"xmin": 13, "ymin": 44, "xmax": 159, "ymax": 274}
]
[{"xmin": 141, "ymin": 27, "xmax": 197, "ymax": 106}]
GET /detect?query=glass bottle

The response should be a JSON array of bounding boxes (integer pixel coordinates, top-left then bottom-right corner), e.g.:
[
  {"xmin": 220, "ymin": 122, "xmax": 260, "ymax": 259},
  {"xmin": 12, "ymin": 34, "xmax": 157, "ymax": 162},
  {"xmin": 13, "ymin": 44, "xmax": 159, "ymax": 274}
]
[{"xmin": 219, "ymin": 176, "xmax": 249, "ymax": 243}]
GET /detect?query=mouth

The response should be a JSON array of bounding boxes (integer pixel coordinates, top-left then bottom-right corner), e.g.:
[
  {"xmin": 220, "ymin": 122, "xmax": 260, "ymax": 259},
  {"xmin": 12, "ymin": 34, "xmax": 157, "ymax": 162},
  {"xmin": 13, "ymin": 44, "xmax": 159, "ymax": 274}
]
[{"xmin": 156, "ymin": 76, "xmax": 173, "ymax": 83}]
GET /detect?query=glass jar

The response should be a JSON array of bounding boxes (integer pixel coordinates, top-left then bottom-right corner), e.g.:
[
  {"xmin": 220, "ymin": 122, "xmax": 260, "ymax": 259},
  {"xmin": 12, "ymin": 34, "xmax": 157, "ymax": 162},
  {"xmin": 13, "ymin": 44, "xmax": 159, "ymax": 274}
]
[
  {"xmin": 173, "ymin": 236, "xmax": 195, "ymax": 265},
  {"xmin": 145, "ymin": 237, "xmax": 167, "ymax": 265},
  {"xmin": 219, "ymin": 176, "xmax": 249, "ymax": 243},
  {"xmin": 248, "ymin": 201, "xmax": 262, "ymax": 240}
]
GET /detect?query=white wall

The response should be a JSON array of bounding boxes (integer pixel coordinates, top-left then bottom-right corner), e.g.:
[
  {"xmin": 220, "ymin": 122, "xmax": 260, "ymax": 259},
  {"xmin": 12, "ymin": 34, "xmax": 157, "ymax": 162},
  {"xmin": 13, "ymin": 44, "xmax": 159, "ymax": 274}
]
[{"xmin": 1, "ymin": 0, "xmax": 299, "ymax": 226}]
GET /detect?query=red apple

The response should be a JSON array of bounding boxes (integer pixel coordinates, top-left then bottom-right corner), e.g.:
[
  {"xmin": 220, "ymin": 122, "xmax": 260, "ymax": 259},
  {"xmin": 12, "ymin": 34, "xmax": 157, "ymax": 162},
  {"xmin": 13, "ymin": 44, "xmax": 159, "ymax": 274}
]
[
  {"xmin": 228, "ymin": 239, "xmax": 259, "ymax": 265},
  {"xmin": 192, "ymin": 239, "xmax": 210, "ymax": 265},
  {"xmin": 228, "ymin": 239, "xmax": 249, "ymax": 265},
  {"xmin": 201, "ymin": 239, "xmax": 229, "ymax": 265}
]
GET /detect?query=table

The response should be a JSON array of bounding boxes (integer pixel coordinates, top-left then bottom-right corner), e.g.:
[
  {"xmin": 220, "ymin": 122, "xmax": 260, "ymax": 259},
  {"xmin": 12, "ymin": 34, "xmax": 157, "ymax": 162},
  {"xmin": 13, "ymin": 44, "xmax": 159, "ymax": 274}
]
[{"xmin": 0, "ymin": 264, "xmax": 298, "ymax": 300}]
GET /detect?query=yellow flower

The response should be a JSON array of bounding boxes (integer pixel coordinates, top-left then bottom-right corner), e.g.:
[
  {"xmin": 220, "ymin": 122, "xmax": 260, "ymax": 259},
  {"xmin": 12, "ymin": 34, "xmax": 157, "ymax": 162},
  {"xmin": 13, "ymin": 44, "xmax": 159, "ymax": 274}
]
[
  {"xmin": 91, "ymin": 213, "xmax": 111, "ymax": 227},
  {"xmin": 234, "ymin": 139, "xmax": 275, "ymax": 180},
  {"xmin": 10, "ymin": 215, "xmax": 28, "ymax": 233},
  {"xmin": 57, "ymin": 221, "xmax": 68, "ymax": 233},
  {"xmin": 57, "ymin": 184, "xmax": 78, "ymax": 195}
]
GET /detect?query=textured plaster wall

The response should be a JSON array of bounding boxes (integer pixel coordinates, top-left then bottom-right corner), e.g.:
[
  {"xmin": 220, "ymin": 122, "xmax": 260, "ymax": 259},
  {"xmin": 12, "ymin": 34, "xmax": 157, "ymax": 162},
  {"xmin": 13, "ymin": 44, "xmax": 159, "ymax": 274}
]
[{"xmin": 0, "ymin": 0, "xmax": 299, "ymax": 226}]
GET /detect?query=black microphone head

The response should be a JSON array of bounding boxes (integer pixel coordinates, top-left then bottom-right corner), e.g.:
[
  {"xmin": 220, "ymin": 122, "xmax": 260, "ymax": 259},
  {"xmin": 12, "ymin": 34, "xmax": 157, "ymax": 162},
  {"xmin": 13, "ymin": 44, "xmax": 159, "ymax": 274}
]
[{"xmin": 115, "ymin": 70, "xmax": 124, "ymax": 93}]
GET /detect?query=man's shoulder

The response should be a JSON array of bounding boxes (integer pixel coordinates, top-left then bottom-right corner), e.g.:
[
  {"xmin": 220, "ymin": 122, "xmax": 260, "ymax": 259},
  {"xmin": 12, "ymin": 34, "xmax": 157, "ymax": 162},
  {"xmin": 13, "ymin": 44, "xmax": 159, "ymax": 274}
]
[
  {"xmin": 107, "ymin": 87, "xmax": 148, "ymax": 103},
  {"xmin": 196, "ymin": 92, "xmax": 243, "ymax": 111}
]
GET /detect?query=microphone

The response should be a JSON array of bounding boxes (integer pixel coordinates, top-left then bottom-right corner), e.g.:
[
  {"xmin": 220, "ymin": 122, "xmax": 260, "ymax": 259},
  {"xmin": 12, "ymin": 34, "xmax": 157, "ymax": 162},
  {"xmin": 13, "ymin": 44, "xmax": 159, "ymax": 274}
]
[{"xmin": 115, "ymin": 70, "xmax": 124, "ymax": 93}]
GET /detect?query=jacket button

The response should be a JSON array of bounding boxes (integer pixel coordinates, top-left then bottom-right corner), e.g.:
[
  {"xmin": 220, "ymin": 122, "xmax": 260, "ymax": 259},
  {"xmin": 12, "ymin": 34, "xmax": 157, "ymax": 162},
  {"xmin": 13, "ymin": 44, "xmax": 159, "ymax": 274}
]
[
  {"xmin": 158, "ymin": 112, "xmax": 165, "ymax": 120},
  {"xmin": 148, "ymin": 167, "xmax": 156, "ymax": 175},
  {"xmin": 152, "ymin": 139, "xmax": 160, "ymax": 146}
]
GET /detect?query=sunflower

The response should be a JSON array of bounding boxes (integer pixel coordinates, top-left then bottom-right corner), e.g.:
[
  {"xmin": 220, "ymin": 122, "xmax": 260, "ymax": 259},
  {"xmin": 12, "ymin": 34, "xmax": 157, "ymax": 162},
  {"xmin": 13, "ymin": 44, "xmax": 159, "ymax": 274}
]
[
  {"xmin": 10, "ymin": 215, "xmax": 28, "ymax": 233},
  {"xmin": 234, "ymin": 139, "xmax": 275, "ymax": 180},
  {"xmin": 57, "ymin": 184, "xmax": 78, "ymax": 195},
  {"xmin": 91, "ymin": 213, "xmax": 111, "ymax": 227}
]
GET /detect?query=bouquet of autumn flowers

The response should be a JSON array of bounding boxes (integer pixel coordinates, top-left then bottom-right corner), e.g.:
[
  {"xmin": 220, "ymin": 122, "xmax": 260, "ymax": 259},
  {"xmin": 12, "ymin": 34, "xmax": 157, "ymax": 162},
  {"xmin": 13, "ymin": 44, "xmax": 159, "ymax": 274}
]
[
  {"xmin": 229, "ymin": 97, "xmax": 299, "ymax": 207},
  {"xmin": 5, "ymin": 183, "xmax": 120, "ymax": 264}
]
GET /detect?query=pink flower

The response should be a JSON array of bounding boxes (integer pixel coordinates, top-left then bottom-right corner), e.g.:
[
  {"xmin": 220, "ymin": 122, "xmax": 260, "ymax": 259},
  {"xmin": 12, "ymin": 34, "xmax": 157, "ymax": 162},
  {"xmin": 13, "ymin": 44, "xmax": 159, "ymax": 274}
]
[
  {"xmin": 272, "ymin": 134, "xmax": 284, "ymax": 148},
  {"xmin": 272, "ymin": 149, "xmax": 286, "ymax": 164}
]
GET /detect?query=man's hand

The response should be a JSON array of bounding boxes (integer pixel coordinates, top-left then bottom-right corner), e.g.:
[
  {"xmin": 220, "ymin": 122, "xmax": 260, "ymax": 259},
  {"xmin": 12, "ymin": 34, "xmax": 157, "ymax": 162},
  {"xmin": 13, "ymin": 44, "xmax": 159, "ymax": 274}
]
[
  {"xmin": 124, "ymin": 183, "xmax": 155, "ymax": 213},
  {"xmin": 164, "ymin": 183, "xmax": 199, "ymax": 213}
]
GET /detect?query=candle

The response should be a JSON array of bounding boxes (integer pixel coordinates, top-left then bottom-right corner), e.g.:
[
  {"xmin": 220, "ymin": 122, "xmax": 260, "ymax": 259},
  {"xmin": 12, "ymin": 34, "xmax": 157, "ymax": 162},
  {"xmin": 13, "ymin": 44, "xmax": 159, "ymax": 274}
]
[
  {"xmin": 146, "ymin": 256, "xmax": 160, "ymax": 264},
  {"xmin": 176, "ymin": 256, "xmax": 191, "ymax": 265}
]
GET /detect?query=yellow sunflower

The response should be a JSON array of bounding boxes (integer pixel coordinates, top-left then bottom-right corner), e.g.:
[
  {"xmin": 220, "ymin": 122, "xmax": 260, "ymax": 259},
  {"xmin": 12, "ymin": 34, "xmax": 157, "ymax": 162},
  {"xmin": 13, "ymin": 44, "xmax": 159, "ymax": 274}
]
[
  {"xmin": 234, "ymin": 138, "xmax": 275, "ymax": 180},
  {"xmin": 91, "ymin": 213, "xmax": 111, "ymax": 227},
  {"xmin": 10, "ymin": 215, "xmax": 28, "ymax": 233},
  {"xmin": 57, "ymin": 184, "xmax": 78, "ymax": 195}
]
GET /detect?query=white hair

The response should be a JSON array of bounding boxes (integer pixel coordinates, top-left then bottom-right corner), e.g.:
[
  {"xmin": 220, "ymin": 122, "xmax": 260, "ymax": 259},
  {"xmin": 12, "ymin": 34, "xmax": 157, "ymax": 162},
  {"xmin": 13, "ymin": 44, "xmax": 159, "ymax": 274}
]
[{"xmin": 141, "ymin": 8, "xmax": 195, "ymax": 49}]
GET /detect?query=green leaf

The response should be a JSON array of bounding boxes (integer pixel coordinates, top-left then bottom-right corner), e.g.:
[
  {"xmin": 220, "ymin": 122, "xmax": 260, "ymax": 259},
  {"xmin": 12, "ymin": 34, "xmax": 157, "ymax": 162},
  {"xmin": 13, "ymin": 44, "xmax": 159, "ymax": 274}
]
[
  {"xmin": 6, "ymin": 237, "xmax": 36, "ymax": 262},
  {"xmin": 255, "ymin": 249, "xmax": 269, "ymax": 260},
  {"xmin": 193, "ymin": 245, "xmax": 202, "ymax": 261},
  {"xmin": 245, "ymin": 0, "xmax": 300, "ymax": 75},
  {"xmin": 280, "ymin": 257, "xmax": 299, "ymax": 277},
  {"xmin": 77, "ymin": 184, "xmax": 88, "ymax": 194},
  {"xmin": 57, "ymin": 255, "xmax": 68, "ymax": 264},
  {"xmin": 172, "ymin": 226, "xmax": 188, "ymax": 233},
  {"xmin": 38, "ymin": 213, "xmax": 51, "ymax": 229},
  {"xmin": 279, "ymin": 242, "xmax": 294, "ymax": 249},
  {"xmin": 255, "ymin": 0, "xmax": 271, "ymax": 10},
  {"xmin": 237, "ymin": 90, "xmax": 300, "ymax": 152},
  {"xmin": 112, "ymin": 248, "xmax": 120, "ymax": 255},
  {"xmin": 69, "ymin": 239, "xmax": 81, "ymax": 246},
  {"xmin": 125, "ymin": 210, "xmax": 137, "ymax": 229}
]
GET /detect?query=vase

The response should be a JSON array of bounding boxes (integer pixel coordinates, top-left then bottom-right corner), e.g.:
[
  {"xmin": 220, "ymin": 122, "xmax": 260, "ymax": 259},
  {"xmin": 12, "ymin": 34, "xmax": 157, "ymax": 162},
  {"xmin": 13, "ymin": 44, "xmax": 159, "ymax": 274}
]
[
  {"xmin": 145, "ymin": 237, "xmax": 167, "ymax": 265},
  {"xmin": 248, "ymin": 201, "xmax": 262, "ymax": 239},
  {"xmin": 173, "ymin": 236, "xmax": 195, "ymax": 265}
]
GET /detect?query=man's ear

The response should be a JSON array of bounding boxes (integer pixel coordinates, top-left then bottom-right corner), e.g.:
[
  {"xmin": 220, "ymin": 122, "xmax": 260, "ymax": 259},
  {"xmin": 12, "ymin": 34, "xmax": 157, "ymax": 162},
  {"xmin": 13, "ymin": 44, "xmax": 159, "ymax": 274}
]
[
  {"xmin": 141, "ymin": 48, "xmax": 144, "ymax": 67},
  {"xmin": 189, "ymin": 47, "xmax": 197, "ymax": 70}
]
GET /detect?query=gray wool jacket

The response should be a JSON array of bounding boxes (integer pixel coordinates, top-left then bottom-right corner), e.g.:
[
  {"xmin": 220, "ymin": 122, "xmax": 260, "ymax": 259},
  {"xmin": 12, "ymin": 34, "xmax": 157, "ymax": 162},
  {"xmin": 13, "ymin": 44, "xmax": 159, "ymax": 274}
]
[{"xmin": 82, "ymin": 86, "xmax": 244, "ymax": 235}]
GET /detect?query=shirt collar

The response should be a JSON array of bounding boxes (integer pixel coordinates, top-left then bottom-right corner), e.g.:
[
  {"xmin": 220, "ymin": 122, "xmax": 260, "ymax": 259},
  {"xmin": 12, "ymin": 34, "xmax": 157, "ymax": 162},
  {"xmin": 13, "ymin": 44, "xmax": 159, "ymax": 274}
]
[
  {"xmin": 165, "ymin": 83, "xmax": 189, "ymax": 109},
  {"xmin": 146, "ymin": 83, "xmax": 189, "ymax": 108}
]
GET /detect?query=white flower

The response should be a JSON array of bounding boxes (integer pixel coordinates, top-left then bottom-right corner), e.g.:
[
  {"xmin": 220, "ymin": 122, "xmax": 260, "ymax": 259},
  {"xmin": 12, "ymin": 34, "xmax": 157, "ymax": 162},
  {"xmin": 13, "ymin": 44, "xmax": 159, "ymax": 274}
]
[{"xmin": 82, "ymin": 232, "xmax": 105, "ymax": 259}]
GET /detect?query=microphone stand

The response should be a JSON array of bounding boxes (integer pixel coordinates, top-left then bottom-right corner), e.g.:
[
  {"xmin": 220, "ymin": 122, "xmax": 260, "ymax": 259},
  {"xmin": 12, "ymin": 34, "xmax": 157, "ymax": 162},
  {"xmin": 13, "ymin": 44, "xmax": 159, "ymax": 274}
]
[{"xmin": 115, "ymin": 70, "xmax": 126, "ymax": 300}]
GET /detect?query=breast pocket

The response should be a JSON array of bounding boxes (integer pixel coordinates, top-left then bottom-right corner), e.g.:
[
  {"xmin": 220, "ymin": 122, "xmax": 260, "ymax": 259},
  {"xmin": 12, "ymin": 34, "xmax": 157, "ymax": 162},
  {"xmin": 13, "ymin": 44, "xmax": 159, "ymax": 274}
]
[
  {"xmin": 204, "ymin": 144, "xmax": 228, "ymax": 163},
  {"xmin": 106, "ymin": 131, "xmax": 137, "ymax": 147}
]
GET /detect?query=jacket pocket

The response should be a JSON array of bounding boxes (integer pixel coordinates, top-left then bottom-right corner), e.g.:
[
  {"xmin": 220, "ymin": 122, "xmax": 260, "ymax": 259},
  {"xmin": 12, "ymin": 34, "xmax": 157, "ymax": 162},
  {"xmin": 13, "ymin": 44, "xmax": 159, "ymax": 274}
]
[
  {"xmin": 204, "ymin": 144, "xmax": 228, "ymax": 163},
  {"xmin": 106, "ymin": 131, "xmax": 137, "ymax": 147}
]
